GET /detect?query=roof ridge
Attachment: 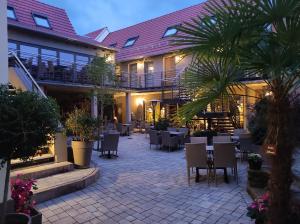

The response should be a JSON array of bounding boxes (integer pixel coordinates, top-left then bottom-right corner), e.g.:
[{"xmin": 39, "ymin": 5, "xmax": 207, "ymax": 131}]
[{"xmin": 106, "ymin": 0, "xmax": 208, "ymax": 35}]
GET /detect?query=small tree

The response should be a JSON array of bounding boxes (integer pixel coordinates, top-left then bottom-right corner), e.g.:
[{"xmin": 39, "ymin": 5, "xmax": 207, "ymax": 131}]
[
  {"xmin": 0, "ymin": 85, "xmax": 60, "ymax": 223},
  {"xmin": 88, "ymin": 56, "xmax": 116, "ymax": 150}
]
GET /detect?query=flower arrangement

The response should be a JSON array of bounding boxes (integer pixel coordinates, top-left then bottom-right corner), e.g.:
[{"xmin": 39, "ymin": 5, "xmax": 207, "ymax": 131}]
[
  {"xmin": 248, "ymin": 153, "xmax": 263, "ymax": 170},
  {"xmin": 247, "ymin": 192, "xmax": 269, "ymax": 224},
  {"xmin": 10, "ymin": 174, "xmax": 38, "ymax": 215}
]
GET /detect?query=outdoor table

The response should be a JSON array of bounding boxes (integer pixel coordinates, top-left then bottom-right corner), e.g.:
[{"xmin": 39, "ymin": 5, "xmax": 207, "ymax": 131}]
[
  {"xmin": 194, "ymin": 145, "xmax": 229, "ymax": 183},
  {"xmin": 169, "ymin": 131, "xmax": 185, "ymax": 136},
  {"xmin": 231, "ymin": 135, "xmax": 239, "ymax": 141}
]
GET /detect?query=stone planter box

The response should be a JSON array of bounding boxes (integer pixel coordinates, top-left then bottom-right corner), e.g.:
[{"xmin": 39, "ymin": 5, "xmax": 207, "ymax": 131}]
[{"xmin": 248, "ymin": 169, "xmax": 270, "ymax": 188}]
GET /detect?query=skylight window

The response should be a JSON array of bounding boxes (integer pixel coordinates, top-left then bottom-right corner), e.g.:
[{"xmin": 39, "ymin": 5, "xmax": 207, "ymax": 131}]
[
  {"xmin": 163, "ymin": 26, "xmax": 178, "ymax": 38},
  {"xmin": 33, "ymin": 14, "xmax": 51, "ymax": 28},
  {"xmin": 110, "ymin": 43, "xmax": 117, "ymax": 48},
  {"xmin": 7, "ymin": 6, "xmax": 16, "ymax": 20},
  {"xmin": 123, "ymin": 37, "xmax": 138, "ymax": 48}
]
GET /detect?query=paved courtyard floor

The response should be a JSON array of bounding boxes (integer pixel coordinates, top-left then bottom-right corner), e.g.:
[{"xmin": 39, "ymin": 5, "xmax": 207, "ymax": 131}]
[{"xmin": 38, "ymin": 134, "xmax": 254, "ymax": 224}]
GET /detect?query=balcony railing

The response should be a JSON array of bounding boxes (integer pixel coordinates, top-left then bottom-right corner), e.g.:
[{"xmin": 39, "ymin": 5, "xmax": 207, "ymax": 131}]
[{"xmin": 8, "ymin": 50, "xmax": 181, "ymax": 90}]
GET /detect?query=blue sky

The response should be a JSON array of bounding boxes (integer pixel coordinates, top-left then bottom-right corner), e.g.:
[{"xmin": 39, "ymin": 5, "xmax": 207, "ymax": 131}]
[{"xmin": 41, "ymin": 0, "xmax": 204, "ymax": 35}]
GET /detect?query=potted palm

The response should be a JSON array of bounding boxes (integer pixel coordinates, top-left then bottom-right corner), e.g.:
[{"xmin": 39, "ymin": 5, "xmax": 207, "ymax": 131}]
[
  {"xmin": 65, "ymin": 108, "xmax": 97, "ymax": 168},
  {"xmin": 0, "ymin": 85, "xmax": 60, "ymax": 224}
]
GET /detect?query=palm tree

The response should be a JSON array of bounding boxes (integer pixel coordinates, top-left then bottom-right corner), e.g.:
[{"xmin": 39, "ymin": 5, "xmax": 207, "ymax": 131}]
[{"xmin": 174, "ymin": 0, "xmax": 300, "ymax": 223}]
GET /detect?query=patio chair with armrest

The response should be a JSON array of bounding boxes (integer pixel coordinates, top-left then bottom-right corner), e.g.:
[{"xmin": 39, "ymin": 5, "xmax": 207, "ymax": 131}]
[
  {"xmin": 167, "ymin": 127, "xmax": 177, "ymax": 132},
  {"xmin": 213, "ymin": 142, "xmax": 238, "ymax": 185},
  {"xmin": 100, "ymin": 133, "xmax": 120, "ymax": 158},
  {"xmin": 185, "ymin": 143, "xmax": 210, "ymax": 185},
  {"xmin": 238, "ymin": 133, "xmax": 253, "ymax": 161},
  {"xmin": 161, "ymin": 131, "xmax": 178, "ymax": 152},
  {"xmin": 149, "ymin": 130, "xmax": 161, "ymax": 149},
  {"xmin": 190, "ymin": 137, "xmax": 207, "ymax": 145},
  {"xmin": 213, "ymin": 135, "xmax": 231, "ymax": 143}
]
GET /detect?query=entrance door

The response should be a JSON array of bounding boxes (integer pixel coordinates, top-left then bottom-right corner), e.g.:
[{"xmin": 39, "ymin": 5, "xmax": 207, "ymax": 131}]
[
  {"xmin": 129, "ymin": 63, "xmax": 137, "ymax": 87},
  {"xmin": 164, "ymin": 56, "xmax": 176, "ymax": 86}
]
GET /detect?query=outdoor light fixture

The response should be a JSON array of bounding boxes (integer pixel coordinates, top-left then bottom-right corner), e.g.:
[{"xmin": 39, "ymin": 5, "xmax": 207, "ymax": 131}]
[{"xmin": 136, "ymin": 98, "xmax": 144, "ymax": 106}]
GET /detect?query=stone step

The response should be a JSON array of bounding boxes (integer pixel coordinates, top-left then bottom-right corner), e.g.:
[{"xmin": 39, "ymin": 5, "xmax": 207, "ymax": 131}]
[
  {"xmin": 11, "ymin": 162, "xmax": 74, "ymax": 180},
  {"xmin": 11, "ymin": 153, "xmax": 55, "ymax": 170},
  {"xmin": 33, "ymin": 166, "xmax": 100, "ymax": 203}
]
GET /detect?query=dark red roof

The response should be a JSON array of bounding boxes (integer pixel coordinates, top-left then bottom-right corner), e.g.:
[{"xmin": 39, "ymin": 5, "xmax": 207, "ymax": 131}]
[
  {"xmin": 100, "ymin": 1, "xmax": 211, "ymax": 62},
  {"xmin": 7, "ymin": 0, "xmax": 113, "ymax": 50}
]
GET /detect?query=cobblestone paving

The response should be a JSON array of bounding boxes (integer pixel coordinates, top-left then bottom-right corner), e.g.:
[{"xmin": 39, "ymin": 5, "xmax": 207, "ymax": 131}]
[{"xmin": 38, "ymin": 134, "xmax": 253, "ymax": 224}]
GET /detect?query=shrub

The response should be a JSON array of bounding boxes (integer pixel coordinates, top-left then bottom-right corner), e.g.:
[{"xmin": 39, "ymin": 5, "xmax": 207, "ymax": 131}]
[
  {"xmin": 65, "ymin": 108, "xmax": 97, "ymax": 142},
  {"xmin": 155, "ymin": 118, "xmax": 170, "ymax": 131}
]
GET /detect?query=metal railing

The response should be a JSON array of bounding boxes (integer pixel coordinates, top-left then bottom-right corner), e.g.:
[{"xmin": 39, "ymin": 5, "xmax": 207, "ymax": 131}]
[{"xmin": 8, "ymin": 50, "xmax": 183, "ymax": 91}]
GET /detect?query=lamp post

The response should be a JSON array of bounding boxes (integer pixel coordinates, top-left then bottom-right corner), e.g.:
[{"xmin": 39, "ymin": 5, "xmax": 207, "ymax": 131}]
[{"xmin": 150, "ymin": 99, "xmax": 160, "ymax": 126}]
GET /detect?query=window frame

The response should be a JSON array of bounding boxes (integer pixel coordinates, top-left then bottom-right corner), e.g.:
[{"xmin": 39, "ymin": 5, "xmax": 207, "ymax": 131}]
[
  {"xmin": 32, "ymin": 13, "xmax": 51, "ymax": 29},
  {"xmin": 7, "ymin": 6, "xmax": 17, "ymax": 20},
  {"xmin": 162, "ymin": 26, "xmax": 178, "ymax": 38},
  {"xmin": 109, "ymin": 43, "xmax": 118, "ymax": 48},
  {"xmin": 123, "ymin": 36, "xmax": 139, "ymax": 48}
]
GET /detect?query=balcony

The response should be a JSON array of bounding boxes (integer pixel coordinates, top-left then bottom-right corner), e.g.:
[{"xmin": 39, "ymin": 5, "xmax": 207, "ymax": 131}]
[{"xmin": 8, "ymin": 50, "xmax": 181, "ymax": 91}]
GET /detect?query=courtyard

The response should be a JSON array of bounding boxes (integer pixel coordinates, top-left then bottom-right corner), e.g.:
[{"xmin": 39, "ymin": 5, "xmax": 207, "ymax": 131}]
[{"xmin": 38, "ymin": 134, "xmax": 253, "ymax": 224}]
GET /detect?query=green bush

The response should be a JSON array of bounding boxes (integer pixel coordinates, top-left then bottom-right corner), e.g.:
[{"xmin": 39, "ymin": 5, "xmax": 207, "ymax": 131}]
[
  {"xmin": 193, "ymin": 129, "xmax": 217, "ymax": 137},
  {"xmin": 155, "ymin": 118, "xmax": 170, "ymax": 131},
  {"xmin": 65, "ymin": 108, "xmax": 97, "ymax": 142},
  {"xmin": 0, "ymin": 85, "xmax": 60, "ymax": 163}
]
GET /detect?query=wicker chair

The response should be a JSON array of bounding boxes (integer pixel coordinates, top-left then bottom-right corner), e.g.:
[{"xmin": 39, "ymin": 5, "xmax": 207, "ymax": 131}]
[
  {"xmin": 161, "ymin": 131, "xmax": 178, "ymax": 152},
  {"xmin": 100, "ymin": 133, "xmax": 120, "ymax": 158},
  {"xmin": 213, "ymin": 135, "xmax": 231, "ymax": 143},
  {"xmin": 190, "ymin": 137, "xmax": 207, "ymax": 145},
  {"xmin": 149, "ymin": 130, "xmax": 161, "ymax": 149}
]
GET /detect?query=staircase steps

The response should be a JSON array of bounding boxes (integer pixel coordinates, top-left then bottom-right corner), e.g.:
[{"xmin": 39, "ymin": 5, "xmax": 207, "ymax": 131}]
[
  {"xmin": 11, "ymin": 153, "xmax": 55, "ymax": 170},
  {"xmin": 10, "ymin": 160, "xmax": 100, "ymax": 203},
  {"xmin": 11, "ymin": 161, "xmax": 74, "ymax": 180}
]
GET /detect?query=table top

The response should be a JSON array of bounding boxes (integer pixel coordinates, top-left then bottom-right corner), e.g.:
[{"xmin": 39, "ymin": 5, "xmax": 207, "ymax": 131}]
[{"xmin": 169, "ymin": 131, "xmax": 185, "ymax": 135}]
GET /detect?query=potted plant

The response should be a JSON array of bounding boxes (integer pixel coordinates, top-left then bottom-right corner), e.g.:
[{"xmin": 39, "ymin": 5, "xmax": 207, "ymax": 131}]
[
  {"xmin": 247, "ymin": 192, "xmax": 269, "ymax": 224},
  {"xmin": 10, "ymin": 174, "xmax": 42, "ymax": 224},
  {"xmin": 154, "ymin": 118, "xmax": 170, "ymax": 131},
  {"xmin": 248, "ymin": 153, "xmax": 263, "ymax": 170},
  {"xmin": 65, "ymin": 108, "xmax": 97, "ymax": 168},
  {"xmin": 0, "ymin": 85, "xmax": 60, "ymax": 224}
]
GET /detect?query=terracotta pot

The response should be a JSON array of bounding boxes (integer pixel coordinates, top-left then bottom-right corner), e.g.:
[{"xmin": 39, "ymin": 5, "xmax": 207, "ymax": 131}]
[
  {"xmin": 71, "ymin": 141, "xmax": 93, "ymax": 168},
  {"xmin": 5, "ymin": 213, "xmax": 31, "ymax": 224}
]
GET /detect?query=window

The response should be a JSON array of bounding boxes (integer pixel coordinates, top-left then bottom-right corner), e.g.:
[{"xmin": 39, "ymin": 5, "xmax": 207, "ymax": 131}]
[
  {"xmin": 163, "ymin": 26, "xmax": 178, "ymax": 38},
  {"xmin": 33, "ymin": 14, "xmax": 51, "ymax": 28},
  {"xmin": 59, "ymin": 52, "xmax": 74, "ymax": 66},
  {"xmin": 110, "ymin": 43, "xmax": 117, "ymax": 48},
  {"xmin": 20, "ymin": 45, "xmax": 38, "ymax": 65},
  {"xmin": 41, "ymin": 49, "xmax": 57, "ymax": 67},
  {"xmin": 7, "ymin": 6, "xmax": 16, "ymax": 20},
  {"xmin": 123, "ymin": 37, "xmax": 138, "ymax": 48},
  {"xmin": 8, "ymin": 42, "xmax": 17, "ymax": 51},
  {"xmin": 76, "ymin": 55, "xmax": 89, "ymax": 72}
]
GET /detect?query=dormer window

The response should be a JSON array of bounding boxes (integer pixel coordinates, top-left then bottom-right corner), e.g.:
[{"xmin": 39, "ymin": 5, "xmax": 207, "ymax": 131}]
[
  {"xmin": 32, "ymin": 14, "xmax": 51, "ymax": 28},
  {"xmin": 163, "ymin": 26, "xmax": 178, "ymax": 38},
  {"xmin": 123, "ymin": 37, "xmax": 138, "ymax": 48},
  {"xmin": 110, "ymin": 43, "xmax": 117, "ymax": 48},
  {"xmin": 7, "ymin": 6, "xmax": 17, "ymax": 20}
]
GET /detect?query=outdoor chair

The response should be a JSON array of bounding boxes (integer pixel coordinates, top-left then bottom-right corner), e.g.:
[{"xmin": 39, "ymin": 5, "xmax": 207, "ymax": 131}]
[
  {"xmin": 100, "ymin": 133, "xmax": 120, "ymax": 158},
  {"xmin": 213, "ymin": 135, "xmax": 231, "ymax": 143},
  {"xmin": 190, "ymin": 137, "xmax": 207, "ymax": 145},
  {"xmin": 185, "ymin": 143, "xmax": 210, "ymax": 185},
  {"xmin": 149, "ymin": 130, "xmax": 161, "ymax": 149},
  {"xmin": 144, "ymin": 123, "xmax": 151, "ymax": 137},
  {"xmin": 238, "ymin": 133, "xmax": 253, "ymax": 161},
  {"xmin": 117, "ymin": 123, "xmax": 127, "ymax": 136},
  {"xmin": 161, "ymin": 131, "xmax": 178, "ymax": 152},
  {"xmin": 213, "ymin": 142, "xmax": 238, "ymax": 185},
  {"xmin": 167, "ymin": 127, "xmax": 177, "ymax": 132}
]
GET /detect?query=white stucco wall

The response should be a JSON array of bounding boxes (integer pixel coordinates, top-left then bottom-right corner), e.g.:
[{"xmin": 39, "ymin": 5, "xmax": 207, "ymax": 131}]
[{"xmin": 0, "ymin": 0, "xmax": 8, "ymax": 204}]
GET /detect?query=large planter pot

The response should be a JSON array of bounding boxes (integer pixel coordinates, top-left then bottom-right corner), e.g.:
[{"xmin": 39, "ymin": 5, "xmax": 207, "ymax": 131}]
[
  {"xmin": 249, "ymin": 160, "xmax": 262, "ymax": 170},
  {"xmin": 71, "ymin": 141, "xmax": 93, "ymax": 168},
  {"xmin": 5, "ymin": 213, "xmax": 31, "ymax": 224},
  {"xmin": 31, "ymin": 207, "xmax": 42, "ymax": 224}
]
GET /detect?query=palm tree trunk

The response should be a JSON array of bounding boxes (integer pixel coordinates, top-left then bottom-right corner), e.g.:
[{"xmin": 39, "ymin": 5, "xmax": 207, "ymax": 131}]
[{"xmin": 268, "ymin": 95, "xmax": 295, "ymax": 224}]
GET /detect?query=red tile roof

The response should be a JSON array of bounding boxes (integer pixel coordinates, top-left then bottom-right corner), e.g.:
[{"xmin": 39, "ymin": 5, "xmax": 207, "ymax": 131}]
[
  {"xmin": 100, "ymin": 1, "xmax": 212, "ymax": 62},
  {"xmin": 7, "ymin": 0, "xmax": 113, "ymax": 50}
]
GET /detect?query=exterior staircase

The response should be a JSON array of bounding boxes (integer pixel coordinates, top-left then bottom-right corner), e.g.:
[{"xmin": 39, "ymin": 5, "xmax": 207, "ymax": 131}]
[{"xmin": 211, "ymin": 116, "xmax": 235, "ymax": 134}]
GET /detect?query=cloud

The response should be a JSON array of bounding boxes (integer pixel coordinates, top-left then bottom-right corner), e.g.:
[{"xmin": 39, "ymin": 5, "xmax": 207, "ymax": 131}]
[{"xmin": 41, "ymin": 0, "xmax": 203, "ymax": 35}]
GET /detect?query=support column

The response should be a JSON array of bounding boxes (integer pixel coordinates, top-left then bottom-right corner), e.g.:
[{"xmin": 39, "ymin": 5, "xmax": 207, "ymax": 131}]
[
  {"xmin": 91, "ymin": 92, "xmax": 98, "ymax": 119},
  {"xmin": 0, "ymin": 0, "xmax": 8, "ymax": 205},
  {"xmin": 126, "ymin": 92, "xmax": 131, "ymax": 123},
  {"xmin": 244, "ymin": 87, "xmax": 249, "ymax": 131}
]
